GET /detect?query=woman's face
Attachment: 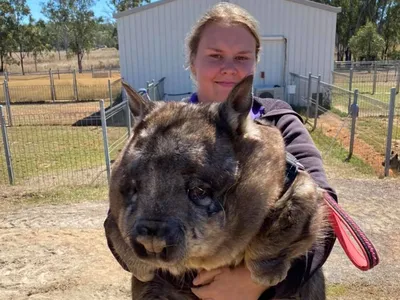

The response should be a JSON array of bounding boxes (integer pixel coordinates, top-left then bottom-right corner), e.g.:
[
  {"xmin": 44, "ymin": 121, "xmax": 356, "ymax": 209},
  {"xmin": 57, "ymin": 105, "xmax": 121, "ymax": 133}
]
[{"xmin": 191, "ymin": 23, "xmax": 257, "ymax": 103}]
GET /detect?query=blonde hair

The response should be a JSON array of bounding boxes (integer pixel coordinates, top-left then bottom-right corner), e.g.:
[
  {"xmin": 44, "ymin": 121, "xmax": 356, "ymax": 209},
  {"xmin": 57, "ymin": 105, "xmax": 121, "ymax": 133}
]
[{"xmin": 185, "ymin": 2, "xmax": 261, "ymax": 72}]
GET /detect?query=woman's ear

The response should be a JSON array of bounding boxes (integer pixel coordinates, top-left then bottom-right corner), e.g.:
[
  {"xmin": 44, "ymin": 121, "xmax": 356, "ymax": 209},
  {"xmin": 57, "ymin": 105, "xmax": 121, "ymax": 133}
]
[{"xmin": 190, "ymin": 62, "xmax": 197, "ymax": 78}]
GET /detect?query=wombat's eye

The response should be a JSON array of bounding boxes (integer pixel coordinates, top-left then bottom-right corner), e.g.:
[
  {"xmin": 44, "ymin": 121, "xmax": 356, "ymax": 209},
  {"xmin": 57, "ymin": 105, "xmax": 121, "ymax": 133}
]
[
  {"xmin": 120, "ymin": 180, "xmax": 138, "ymax": 197},
  {"xmin": 188, "ymin": 187, "xmax": 212, "ymax": 206}
]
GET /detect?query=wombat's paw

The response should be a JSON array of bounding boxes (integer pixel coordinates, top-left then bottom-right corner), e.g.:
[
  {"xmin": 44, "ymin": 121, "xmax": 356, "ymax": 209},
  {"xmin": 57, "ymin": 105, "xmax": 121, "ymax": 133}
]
[
  {"xmin": 248, "ymin": 258, "xmax": 291, "ymax": 288},
  {"xmin": 134, "ymin": 269, "xmax": 156, "ymax": 282}
]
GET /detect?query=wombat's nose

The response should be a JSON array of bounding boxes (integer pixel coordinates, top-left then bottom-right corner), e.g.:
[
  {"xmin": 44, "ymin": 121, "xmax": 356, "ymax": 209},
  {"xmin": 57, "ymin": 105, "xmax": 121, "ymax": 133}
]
[
  {"xmin": 131, "ymin": 219, "xmax": 183, "ymax": 262},
  {"xmin": 135, "ymin": 220, "xmax": 168, "ymax": 237}
]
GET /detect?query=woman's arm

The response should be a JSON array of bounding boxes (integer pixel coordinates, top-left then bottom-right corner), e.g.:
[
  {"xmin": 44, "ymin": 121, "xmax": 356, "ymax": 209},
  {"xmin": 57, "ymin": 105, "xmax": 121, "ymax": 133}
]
[{"xmin": 259, "ymin": 99, "xmax": 337, "ymax": 299}]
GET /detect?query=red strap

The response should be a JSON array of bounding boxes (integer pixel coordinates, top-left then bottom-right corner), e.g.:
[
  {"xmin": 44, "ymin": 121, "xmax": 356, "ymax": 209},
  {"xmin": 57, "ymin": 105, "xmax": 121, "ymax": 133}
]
[{"xmin": 323, "ymin": 191, "xmax": 379, "ymax": 271}]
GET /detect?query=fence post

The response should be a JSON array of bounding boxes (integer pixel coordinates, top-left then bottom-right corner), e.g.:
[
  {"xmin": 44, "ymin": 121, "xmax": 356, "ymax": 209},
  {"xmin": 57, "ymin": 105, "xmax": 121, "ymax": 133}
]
[
  {"xmin": 384, "ymin": 88, "xmax": 397, "ymax": 177},
  {"xmin": 4, "ymin": 71, "xmax": 9, "ymax": 81},
  {"xmin": 372, "ymin": 62, "xmax": 377, "ymax": 95},
  {"xmin": 49, "ymin": 69, "xmax": 53, "ymax": 101},
  {"xmin": 311, "ymin": 75, "xmax": 321, "ymax": 131},
  {"xmin": 345, "ymin": 89, "xmax": 359, "ymax": 162},
  {"xmin": 306, "ymin": 72, "xmax": 312, "ymax": 120},
  {"xmin": 348, "ymin": 68, "xmax": 353, "ymax": 114},
  {"xmin": 49, "ymin": 69, "xmax": 56, "ymax": 102},
  {"xmin": 100, "ymin": 100, "xmax": 111, "ymax": 185},
  {"xmin": 396, "ymin": 65, "xmax": 400, "ymax": 94},
  {"xmin": 73, "ymin": 69, "xmax": 78, "ymax": 101},
  {"xmin": 109, "ymin": 65, "xmax": 112, "ymax": 78},
  {"xmin": 108, "ymin": 79, "xmax": 113, "ymax": 107},
  {"xmin": 51, "ymin": 70, "xmax": 56, "ymax": 101},
  {"xmin": 126, "ymin": 98, "xmax": 131, "ymax": 138},
  {"xmin": 0, "ymin": 105, "xmax": 14, "ymax": 185},
  {"xmin": 91, "ymin": 65, "xmax": 94, "ymax": 78},
  {"xmin": 3, "ymin": 80, "xmax": 13, "ymax": 126}
]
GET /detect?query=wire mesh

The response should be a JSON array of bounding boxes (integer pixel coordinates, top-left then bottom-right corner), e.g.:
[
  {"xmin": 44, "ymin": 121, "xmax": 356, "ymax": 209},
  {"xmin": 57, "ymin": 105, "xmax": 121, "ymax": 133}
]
[
  {"xmin": 0, "ymin": 101, "xmax": 113, "ymax": 188},
  {"xmin": 290, "ymin": 72, "xmax": 395, "ymax": 176},
  {"xmin": 0, "ymin": 71, "xmax": 122, "ymax": 104},
  {"xmin": 333, "ymin": 66, "xmax": 399, "ymax": 100},
  {"xmin": 0, "ymin": 106, "xmax": 10, "ymax": 185},
  {"xmin": 104, "ymin": 100, "xmax": 131, "ymax": 166}
]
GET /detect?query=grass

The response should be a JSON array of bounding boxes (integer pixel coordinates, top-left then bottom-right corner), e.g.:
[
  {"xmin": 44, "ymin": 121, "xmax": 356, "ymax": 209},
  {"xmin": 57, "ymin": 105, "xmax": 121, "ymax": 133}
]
[
  {"xmin": 0, "ymin": 184, "xmax": 108, "ymax": 209},
  {"xmin": 326, "ymin": 282, "xmax": 400, "ymax": 299},
  {"xmin": 309, "ymin": 127, "xmax": 376, "ymax": 177},
  {"xmin": 333, "ymin": 72, "xmax": 399, "ymax": 105},
  {"xmin": 0, "ymin": 125, "xmax": 128, "ymax": 186},
  {"xmin": 327, "ymin": 284, "xmax": 348, "ymax": 297},
  {"xmin": 0, "ymin": 73, "xmax": 122, "ymax": 103},
  {"xmin": 4, "ymin": 48, "xmax": 120, "ymax": 73}
]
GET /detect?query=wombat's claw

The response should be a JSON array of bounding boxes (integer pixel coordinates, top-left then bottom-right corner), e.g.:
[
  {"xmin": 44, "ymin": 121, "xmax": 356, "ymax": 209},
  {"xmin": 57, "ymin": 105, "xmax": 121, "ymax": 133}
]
[
  {"xmin": 135, "ymin": 270, "xmax": 155, "ymax": 282},
  {"xmin": 248, "ymin": 259, "xmax": 290, "ymax": 288},
  {"xmin": 251, "ymin": 272, "xmax": 287, "ymax": 288}
]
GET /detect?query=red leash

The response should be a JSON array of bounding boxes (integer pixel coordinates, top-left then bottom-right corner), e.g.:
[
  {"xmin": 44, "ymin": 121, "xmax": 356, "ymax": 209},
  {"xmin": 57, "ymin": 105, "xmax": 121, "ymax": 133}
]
[{"xmin": 323, "ymin": 191, "xmax": 379, "ymax": 271}]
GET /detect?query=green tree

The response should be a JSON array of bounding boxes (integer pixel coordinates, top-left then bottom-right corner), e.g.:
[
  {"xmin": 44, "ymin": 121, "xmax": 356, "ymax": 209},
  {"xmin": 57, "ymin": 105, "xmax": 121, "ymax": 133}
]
[
  {"xmin": 349, "ymin": 21, "xmax": 385, "ymax": 61},
  {"xmin": 380, "ymin": 1, "xmax": 400, "ymax": 59},
  {"xmin": 0, "ymin": 0, "xmax": 15, "ymax": 72},
  {"xmin": 29, "ymin": 20, "xmax": 52, "ymax": 72},
  {"xmin": 311, "ymin": 0, "xmax": 362, "ymax": 61},
  {"xmin": 43, "ymin": 21, "xmax": 66, "ymax": 60},
  {"xmin": 94, "ymin": 22, "xmax": 118, "ymax": 49},
  {"xmin": 109, "ymin": 0, "xmax": 150, "ymax": 12},
  {"xmin": 5, "ymin": 0, "xmax": 32, "ymax": 75},
  {"xmin": 42, "ymin": 0, "xmax": 102, "ymax": 73}
]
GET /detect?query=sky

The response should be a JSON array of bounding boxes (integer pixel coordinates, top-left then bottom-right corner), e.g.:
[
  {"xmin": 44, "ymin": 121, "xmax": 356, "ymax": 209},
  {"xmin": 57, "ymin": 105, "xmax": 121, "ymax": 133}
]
[{"xmin": 26, "ymin": 0, "xmax": 159, "ymax": 22}]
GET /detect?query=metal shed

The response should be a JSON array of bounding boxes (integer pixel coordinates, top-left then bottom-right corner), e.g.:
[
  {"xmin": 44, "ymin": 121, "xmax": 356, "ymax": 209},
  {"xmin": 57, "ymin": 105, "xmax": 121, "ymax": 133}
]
[{"xmin": 115, "ymin": 0, "xmax": 341, "ymax": 102}]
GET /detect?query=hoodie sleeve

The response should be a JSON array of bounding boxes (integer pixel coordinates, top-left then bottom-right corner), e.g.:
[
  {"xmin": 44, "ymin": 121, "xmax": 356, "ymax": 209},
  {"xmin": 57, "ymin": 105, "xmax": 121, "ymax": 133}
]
[
  {"xmin": 255, "ymin": 98, "xmax": 337, "ymax": 299},
  {"xmin": 259, "ymin": 98, "xmax": 337, "ymax": 201}
]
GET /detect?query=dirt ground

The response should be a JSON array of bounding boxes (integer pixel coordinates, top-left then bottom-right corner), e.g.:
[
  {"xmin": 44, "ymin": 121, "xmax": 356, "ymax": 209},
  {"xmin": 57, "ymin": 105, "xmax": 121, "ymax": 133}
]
[
  {"xmin": 316, "ymin": 113, "xmax": 395, "ymax": 177},
  {"xmin": 1, "ymin": 174, "xmax": 399, "ymax": 299}
]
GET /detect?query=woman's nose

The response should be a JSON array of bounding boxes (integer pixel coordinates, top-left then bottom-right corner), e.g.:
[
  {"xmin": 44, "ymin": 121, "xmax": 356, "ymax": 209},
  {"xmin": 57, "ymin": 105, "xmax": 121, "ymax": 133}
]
[{"xmin": 220, "ymin": 59, "xmax": 238, "ymax": 75}]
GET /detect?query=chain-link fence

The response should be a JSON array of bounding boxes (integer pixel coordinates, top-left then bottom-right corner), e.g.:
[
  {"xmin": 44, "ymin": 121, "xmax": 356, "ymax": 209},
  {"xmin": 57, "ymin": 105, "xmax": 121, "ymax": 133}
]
[
  {"xmin": 290, "ymin": 72, "xmax": 398, "ymax": 177},
  {"xmin": 0, "ymin": 96, "xmax": 131, "ymax": 190},
  {"xmin": 0, "ymin": 80, "xmax": 122, "ymax": 105},
  {"xmin": 333, "ymin": 61, "xmax": 400, "ymax": 97}
]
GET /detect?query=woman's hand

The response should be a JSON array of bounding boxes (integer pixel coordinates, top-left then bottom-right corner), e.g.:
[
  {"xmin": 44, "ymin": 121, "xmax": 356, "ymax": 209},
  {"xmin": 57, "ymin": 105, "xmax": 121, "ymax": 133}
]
[{"xmin": 191, "ymin": 264, "xmax": 267, "ymax": 300}]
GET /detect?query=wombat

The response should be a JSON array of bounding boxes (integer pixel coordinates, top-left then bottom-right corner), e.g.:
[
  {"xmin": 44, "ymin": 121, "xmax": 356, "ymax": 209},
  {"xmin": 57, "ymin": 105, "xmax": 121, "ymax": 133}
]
[
  {"xmin": 382, "ymin": 151, "xmax": 400, "ymax": 174},
  {"xmin": 104, "ymin": 75, "xmax": 328, "ymax": 299}
]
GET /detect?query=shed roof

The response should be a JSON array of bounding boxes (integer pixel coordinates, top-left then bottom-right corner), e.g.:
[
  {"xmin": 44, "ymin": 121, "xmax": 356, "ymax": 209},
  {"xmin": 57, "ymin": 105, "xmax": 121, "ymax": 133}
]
[{"xmin": 114, "ymin": 0, "xmax": 342, "ymax": 19}]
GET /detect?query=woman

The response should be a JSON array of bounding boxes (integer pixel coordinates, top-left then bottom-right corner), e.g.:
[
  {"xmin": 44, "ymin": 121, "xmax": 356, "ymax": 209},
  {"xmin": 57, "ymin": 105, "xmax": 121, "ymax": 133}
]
[{"xmin": 183, "ymin": 2, "xmax": 337, "ymax": 300}]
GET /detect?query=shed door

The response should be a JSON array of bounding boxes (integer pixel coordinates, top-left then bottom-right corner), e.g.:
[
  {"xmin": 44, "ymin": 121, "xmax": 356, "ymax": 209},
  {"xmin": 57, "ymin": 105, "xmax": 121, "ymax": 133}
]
[{"xmin": 254, "ymin": 38, "xmax": 286, "ymax": 88}]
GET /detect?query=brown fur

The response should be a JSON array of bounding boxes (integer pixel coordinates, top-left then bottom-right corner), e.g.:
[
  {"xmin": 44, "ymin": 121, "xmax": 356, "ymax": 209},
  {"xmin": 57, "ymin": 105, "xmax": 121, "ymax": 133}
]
[{"xmin": 104, "ymin": 75, "xmax": 328, "ymax": 299}]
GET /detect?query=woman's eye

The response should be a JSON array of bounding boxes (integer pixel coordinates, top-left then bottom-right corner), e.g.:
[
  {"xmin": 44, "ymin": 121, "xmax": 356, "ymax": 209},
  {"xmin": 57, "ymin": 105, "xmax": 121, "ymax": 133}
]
[
  {"xmin": 236, "ymin": 56, "xmax": 249, "ymax": 61},
  {"xmin": 188, "ymin": 187, "xmax": 212, "ymax": 206},
  {"xmin": 210, "ymin": 54, "xmax": 222, "ymax": 59}
]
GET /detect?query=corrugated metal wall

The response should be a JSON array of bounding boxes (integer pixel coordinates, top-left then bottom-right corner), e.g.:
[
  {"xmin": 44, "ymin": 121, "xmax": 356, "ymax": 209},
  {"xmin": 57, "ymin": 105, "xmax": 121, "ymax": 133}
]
[
  {"xmin": 232, "ymin": 0, "xmax": 337, "ymax": 85},
  {"xmin": 118, "ymin": 0, "xmax": 221, "ymax": 98},
  {"xmin": 117, "ymin": 0, "xmax": 337, "ymax": 101}
]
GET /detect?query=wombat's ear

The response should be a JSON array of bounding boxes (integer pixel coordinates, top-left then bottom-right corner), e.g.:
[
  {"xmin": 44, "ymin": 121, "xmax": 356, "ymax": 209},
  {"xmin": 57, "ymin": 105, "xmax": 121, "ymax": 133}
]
[
  {"xmin": 220, "ymin": 75, "xmax": 254, "ymax": 132},
  {"xmin": 122, "ymin": 80, "xmax": 155, "ymax": 119}
]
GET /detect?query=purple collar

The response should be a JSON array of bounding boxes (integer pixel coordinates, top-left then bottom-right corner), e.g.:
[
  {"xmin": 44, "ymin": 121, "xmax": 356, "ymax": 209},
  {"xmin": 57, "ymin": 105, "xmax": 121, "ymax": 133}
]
[{"xmin": 189, "ymin": 93, "xmax": 264, "ymax": 120}]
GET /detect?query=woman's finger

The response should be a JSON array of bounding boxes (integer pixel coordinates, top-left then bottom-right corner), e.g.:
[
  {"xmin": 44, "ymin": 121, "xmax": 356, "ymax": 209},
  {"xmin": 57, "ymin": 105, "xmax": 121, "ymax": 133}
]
[
  {"xmin": 191, "ymin": 284, "xmax": 215, "ymax": 299},
  {"xmin": 193, "ymin": 268, "xmax": 223, "ymax": 286}
]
